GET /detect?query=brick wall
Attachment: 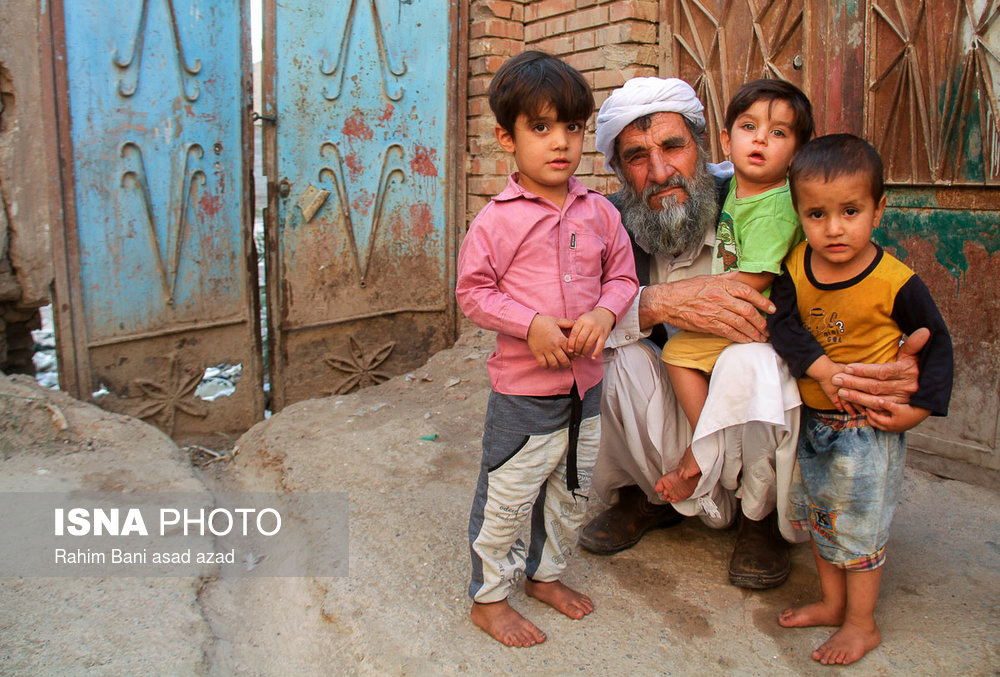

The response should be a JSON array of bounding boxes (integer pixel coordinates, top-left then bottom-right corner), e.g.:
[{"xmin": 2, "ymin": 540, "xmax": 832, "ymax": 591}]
[{"xmin": 464, "ymin": 0, "xmax": 661, "ymax": 226}]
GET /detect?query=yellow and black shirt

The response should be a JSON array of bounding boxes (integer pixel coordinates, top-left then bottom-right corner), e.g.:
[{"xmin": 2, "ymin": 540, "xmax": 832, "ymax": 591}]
[{"xmin": 768, "ymin": 241, "xmax": 953, "ymax": 415}]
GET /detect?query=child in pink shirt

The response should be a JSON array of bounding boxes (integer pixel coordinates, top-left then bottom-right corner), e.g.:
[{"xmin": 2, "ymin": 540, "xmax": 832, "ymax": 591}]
[{"xmin": 456, "ymin": 51, "xmax": 638, "ymax": 647}]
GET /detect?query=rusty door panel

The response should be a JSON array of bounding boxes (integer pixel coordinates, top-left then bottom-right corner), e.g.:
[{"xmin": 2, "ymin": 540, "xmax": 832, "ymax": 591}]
[
  {"xmin": 50, "ymin": 0, "xmax": 264, "ymax": 443},
  {"xmin": 879, "ymin": 191, "xmax": 1000, "ymax": 471},
  {"xmin": 867, "ymin": 1, "xmax": 999, "ymax": 185},
  {"xmin": 866, "ymin": 2, "xmax": 999, "ymax": 471},
  {"xmin": 662, "ymin": 0, "xmax": 806, "ymax": 158},
  {"xmin": 662, "ymin": 0, "xmax": 1000, "ymax": 475},
  {"xmin": 263, "ymin": 0, "xmax": 459, "ymax": 410}
]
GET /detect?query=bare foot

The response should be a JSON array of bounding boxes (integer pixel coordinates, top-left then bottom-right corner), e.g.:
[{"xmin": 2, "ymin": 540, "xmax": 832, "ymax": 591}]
[
  {"xmin": 778, "ymin": 601, "xmax": 845, "ymax": 628},
  {"xmin": 812, "ymin": 621, "xmax": 882, "ymax": 665},
  {"xmin": 470, "ymin": 600, "xmax": 546, "ymax": 647},
  {"xmin": 654, "ymin": 468, "xmax": 699, "ymax": 503},
  {"xmin": 525, "ymin": 579, "xmax": 594, "ymax": 620}
]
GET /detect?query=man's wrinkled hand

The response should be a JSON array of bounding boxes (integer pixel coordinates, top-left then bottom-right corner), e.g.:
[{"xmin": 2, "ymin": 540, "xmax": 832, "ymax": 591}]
[
  {"xmin": 639, "ymin": 272, "xmax": 773, "ymax": 343},
  {"xmin": 832, "ymin": 328, "xmax": 927, "ymax": 412}
]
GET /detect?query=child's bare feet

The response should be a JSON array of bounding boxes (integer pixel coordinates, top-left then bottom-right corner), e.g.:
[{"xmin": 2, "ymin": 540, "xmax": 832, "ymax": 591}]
[
  {"xmin": 524, "ymin": 579, "xmax": 594, "ymax": 620},
  {"xmin": 778, "ymin": 601, "xmax": 845, "ymax": 628},
  {"xmin": 812, "ymin": 621, "xmax": 882, "ymax": 665},
  {"xmin": 654, "ymin": 446, "xmax": 701, "ymax": 502},
  {"xmin": 654, "ymin": 468, "xmax": 699, "ymax": 502},
  {"xmin": 470, "ymin": 600, "xmax": 547, "ymax": 647}
]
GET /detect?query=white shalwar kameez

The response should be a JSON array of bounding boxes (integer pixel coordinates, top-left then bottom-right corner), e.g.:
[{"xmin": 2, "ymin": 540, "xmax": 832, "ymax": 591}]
[{"xmin": 594, "ymin": 224, "xmax": 807, "ymax": 542}]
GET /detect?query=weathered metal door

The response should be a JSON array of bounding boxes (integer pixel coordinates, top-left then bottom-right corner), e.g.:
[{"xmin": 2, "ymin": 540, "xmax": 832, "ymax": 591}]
[
  {"xmin": 261, "ymin": 0, "xmax": 461, "ymax": 410},
  {"xmin": 49, "ymin": 0, "xmax": 264, "ymax": 443},
  {"xmin": 863, "ymin": 1, "xmax": 999, "ymax": 477},
  {"xmin": 663, "ymin": 0, "xmax": 1000, "ymax": 476}
]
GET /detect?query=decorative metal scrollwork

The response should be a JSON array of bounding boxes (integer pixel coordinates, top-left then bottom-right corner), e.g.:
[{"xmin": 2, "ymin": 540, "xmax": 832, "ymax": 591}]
[
  {"xmin": 319, "ymin": 0, "xmax": 407, "ymax": 101},
  {"xmin": 318, "ymin": 142, "xmax": 406, "ymax": 288},
  {"xmin": 133, "ymin": 353, "xmax": 209, "ymax": 434},
  {"xmin": 871, "ymin": 1, "xmax": 999, "ymax": 182},
  {"xmin": 113, "ymin": 0, "xmax": 202, "ymax": 101},
  {"xmin": 120, "ymin": 142, "xmax": 206, "ymax": 306},
  {"xmin": 324, "ymin": 335, "xmax": 396, "ymax": 394}
]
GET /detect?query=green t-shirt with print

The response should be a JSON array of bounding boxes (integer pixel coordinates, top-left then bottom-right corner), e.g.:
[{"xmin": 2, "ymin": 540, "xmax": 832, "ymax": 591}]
[{"xmin": 713, "ymin": 179, "xmax": 803, "ymax": 296}]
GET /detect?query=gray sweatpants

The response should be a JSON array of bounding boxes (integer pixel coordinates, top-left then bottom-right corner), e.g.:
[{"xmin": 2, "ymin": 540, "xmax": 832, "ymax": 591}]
[{"xmin": 468, "ymin": 386, "xmax": 601, "ymax": 603}]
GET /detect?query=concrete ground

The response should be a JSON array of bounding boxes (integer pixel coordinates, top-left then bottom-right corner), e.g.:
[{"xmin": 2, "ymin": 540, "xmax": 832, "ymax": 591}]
[{"xmin": 1, "ymin": 327, "xmax": 997, "ymax": 675}]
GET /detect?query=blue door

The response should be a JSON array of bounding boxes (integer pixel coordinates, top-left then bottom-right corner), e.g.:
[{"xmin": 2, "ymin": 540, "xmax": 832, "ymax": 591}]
[
  {"xmin": 51, "ymin": 0, "xmax": 264, "ymax": 441},
  {"xmin": 262, "ymin": 0, "xmax": 461, "ymax": 409}
]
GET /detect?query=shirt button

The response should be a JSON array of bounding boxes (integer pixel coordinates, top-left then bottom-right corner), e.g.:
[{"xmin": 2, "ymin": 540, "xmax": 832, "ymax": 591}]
[{"xmin": 563, "ymin": 274, "xmax": 572, "ymax": 282}]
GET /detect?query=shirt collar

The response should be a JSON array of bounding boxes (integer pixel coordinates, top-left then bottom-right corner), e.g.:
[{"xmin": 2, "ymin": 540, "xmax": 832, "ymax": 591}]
[{"xmin": 493, "ymin": 173, "xmax": 589, "ymax": 203}]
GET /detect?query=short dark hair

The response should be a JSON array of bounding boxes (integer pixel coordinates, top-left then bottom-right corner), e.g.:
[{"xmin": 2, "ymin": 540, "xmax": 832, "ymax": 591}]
[
  {"xmin": 488, "ymin": 51, "xmax": 594, "ymax": 136},
  {"xmin": 788, "ymin": 133, "xmax": 884, "ymax": 206},
  {"xmin": 724, "ymin": 79, "xmax": 814, "ymax": 148}
]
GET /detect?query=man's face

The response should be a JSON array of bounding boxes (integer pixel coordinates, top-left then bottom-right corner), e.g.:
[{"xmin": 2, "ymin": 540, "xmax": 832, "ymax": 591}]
[{"xmin": 615, "ymin": 112, "xmax": 701, "ymax": 209}]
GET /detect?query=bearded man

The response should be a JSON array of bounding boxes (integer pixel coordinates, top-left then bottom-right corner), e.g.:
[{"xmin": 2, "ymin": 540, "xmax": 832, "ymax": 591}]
[{"xmin": 580, "ymin": 77, "xmax": 924, "ymax": 588}]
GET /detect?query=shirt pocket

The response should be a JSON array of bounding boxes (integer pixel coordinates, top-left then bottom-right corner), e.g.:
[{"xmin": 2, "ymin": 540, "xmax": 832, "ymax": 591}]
[{"xmin": 569, "ymin": 230, "xmax": 606, "ymax": 280}]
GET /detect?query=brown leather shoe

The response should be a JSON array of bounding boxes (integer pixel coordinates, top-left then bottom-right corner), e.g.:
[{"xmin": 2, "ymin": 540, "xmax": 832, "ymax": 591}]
[
  {"xmin": 728, "ymin": 510, "xmax": 790, "ymax": 589},
  {"xmin": 579, "ymin": 485, "xmax": 684, "ymax": 555}
]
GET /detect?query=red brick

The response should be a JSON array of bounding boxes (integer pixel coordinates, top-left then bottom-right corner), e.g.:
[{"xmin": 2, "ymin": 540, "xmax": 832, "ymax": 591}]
[
  {"xmin": 468, "ymin": 75, "xmax": 492, "ymax": 97},
  {"xmin": 575, "ymin": 173, "xmax": 603, "ymax": 192},
  {"xmin": 470, "ymin": 156, "xmax": 510, "ymax": 176},
  {"xmin": 530, "ymin": 34, "xmax": 575, "ymax": 55},
  {"xmin": 469, "ymin": 37, "xmax": 523, "ymax": 58},
  {"xmin": 565, "ymin": 6, "xmax": 608, "ymax": 33},
  {"xmin": 608, "ymin": 0, "xmax": 659, "ymax": 23},
  {"xmin": 468, "ymin": 117, "xmax": 498, "ymax": 138},
  {"xmin": 574, "ymin": 31, "xmax": 597, "ymax": 51},
  {"xmin": 470, "ymin": 54, "xmax": 509, "ymax": 77},
  {"xmin": 525, "ymin": 16, "xmax": 566, "ymax": 42},
  {"xmin": 470, "ymin": 18, "xmax": 524, "ymax": 40},
  {"xmin": 632, "ymin": 45, "xmax": 660, "ymax": 68},
  {"xmin": 575, "ymin": 155, "xmax": 596, "ymax": 175},
  {"xmin": 467, "ymin": 97, "xmax": 492, "ymax": 117},
  {"xmin": 593, "ymin": 65, "xmax": 655, "ymax": 90},
  {"xmin": 563, "ymin": 49, "xmax": 606, "ymax": 73},
  {"xmin": 468, "ymin": 176, "xmax": 509, "ymax": 196},
  {"xmin": 467, "ymin": 195, "xmax": 490, "ymax": 216},
  {"xmin": 525, "ymin": 0, "xmax": 576, "ymax": 22},
  {"xmin": 471, "ymin": 1, "xmax": 525, "ymax": 22},
  {"xmin": 596, "ymin": 21, "xmax": 658, "ymax": 46}
]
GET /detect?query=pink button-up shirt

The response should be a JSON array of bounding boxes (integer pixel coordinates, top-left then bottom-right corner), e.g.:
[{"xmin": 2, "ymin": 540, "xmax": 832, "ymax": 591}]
[{"xmin": 456, "ymin": 174, "xmax": 638, "ymax": 396}]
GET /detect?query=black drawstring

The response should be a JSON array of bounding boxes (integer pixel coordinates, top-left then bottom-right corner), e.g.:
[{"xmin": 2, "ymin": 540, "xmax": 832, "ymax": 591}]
[{"xmin": 567, "ymin": 384, "xmax": 582, "ymax": 492}]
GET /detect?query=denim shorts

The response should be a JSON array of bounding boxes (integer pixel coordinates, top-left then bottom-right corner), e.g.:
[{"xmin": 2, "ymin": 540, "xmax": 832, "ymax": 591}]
[{"xmin": 789, "ymin": 409, "xmax": 906, "ymax": 570}]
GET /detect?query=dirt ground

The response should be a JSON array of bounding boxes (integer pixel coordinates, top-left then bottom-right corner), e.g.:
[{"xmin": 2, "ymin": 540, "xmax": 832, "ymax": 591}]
[{"xmin": 1, "ymin": 324, "xmax": 998, "ymax": 676}]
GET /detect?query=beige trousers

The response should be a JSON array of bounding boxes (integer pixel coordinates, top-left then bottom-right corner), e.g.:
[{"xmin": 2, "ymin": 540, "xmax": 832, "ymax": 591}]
[{"xmin": 594, "ymin": 339, "xmax": 807, "ymax": 542}]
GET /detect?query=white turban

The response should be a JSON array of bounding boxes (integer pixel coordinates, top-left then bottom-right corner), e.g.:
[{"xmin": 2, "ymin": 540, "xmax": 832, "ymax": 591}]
[{"xmin": 595, "ymin": 77, "xmax": 705, "ymax": 171}]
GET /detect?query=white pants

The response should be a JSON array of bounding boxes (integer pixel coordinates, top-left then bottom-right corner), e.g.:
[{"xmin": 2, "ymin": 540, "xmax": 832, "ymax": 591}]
[
  {"xmin": 469, "ymin": 390, "xmax": 601, "ymax": 603},
  {"xmin": 594, "ymin": 340, "xmax": 807, "ymax": 542}
]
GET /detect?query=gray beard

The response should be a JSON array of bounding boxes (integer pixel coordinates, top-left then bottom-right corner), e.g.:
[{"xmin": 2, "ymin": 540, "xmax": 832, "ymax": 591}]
[{"xmin": 614, "ymin": 158, "xmax": 719, "ymax": 257}]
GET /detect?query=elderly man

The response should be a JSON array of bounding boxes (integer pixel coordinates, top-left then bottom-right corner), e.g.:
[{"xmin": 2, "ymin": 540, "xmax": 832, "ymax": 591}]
[{"xmin": 580, "ymin": 77, "xmax": 923, "ymax": 588}]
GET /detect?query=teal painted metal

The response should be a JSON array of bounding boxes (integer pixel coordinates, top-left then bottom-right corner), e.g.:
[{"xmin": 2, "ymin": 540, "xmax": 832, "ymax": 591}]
[
  {"xmin": 880, "ymin": 189, "xmax": 1000, "ymax": 278},
  {"xmin": 273, "ymin": 0, "xmax": 450, "ymax": 299},
  {"xmin": 55, "ymin": 0, "xmax": 264, "ymax": 440},
  {"xmin": 266, "ymin": 0, "xmax": 457, "ymax": 407},
  {"xmin": 63, "ymin": 0, "xmax": 249, "ymax": 340}
]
